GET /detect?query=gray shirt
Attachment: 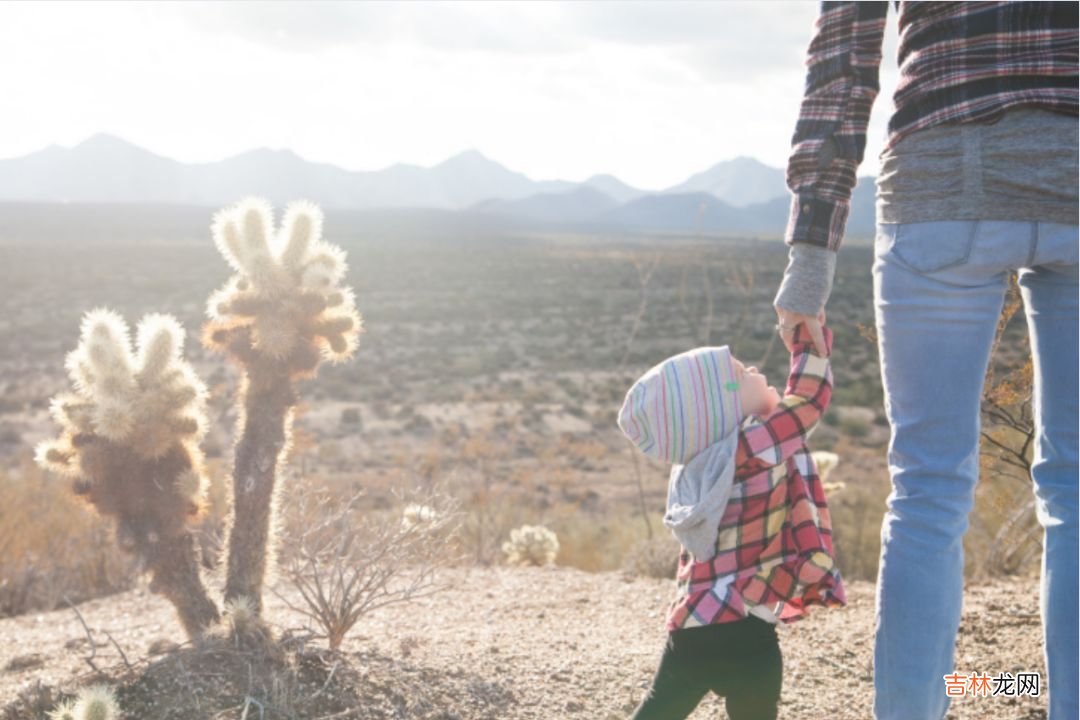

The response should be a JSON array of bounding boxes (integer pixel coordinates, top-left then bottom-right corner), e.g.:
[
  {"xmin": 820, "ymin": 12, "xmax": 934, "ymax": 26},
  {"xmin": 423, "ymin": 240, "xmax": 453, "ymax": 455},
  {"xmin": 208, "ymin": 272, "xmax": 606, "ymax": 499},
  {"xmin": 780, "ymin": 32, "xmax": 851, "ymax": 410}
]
[
  {"xmin": 774, "ymin": 107, "xmax": 1079, "ymax": 317},
  {"xmin": 876, "ymin": 107, "xmax": 1078, "ymax": 226}
]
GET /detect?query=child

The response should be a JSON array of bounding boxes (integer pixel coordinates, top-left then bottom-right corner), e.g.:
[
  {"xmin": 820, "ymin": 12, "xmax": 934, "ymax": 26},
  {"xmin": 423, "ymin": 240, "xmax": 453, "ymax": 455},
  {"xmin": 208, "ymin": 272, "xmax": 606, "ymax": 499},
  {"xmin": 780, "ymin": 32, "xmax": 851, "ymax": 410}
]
[{"xmin": 617, "ymin": 323, "xmax": 846, "ymax": 720}]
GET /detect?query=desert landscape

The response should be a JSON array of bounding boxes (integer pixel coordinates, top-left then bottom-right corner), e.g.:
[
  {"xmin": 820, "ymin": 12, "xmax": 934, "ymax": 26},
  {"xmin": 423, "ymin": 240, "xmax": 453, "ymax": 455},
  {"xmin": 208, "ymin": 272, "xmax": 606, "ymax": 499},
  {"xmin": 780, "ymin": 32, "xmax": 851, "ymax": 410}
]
[
  {"xmin": 1, "ymin": 0, "xmax": 1069, "ymax": 716},
  {"xmin": 0, "ymin": 206, "xmax": 1046, "ymax": 719}
]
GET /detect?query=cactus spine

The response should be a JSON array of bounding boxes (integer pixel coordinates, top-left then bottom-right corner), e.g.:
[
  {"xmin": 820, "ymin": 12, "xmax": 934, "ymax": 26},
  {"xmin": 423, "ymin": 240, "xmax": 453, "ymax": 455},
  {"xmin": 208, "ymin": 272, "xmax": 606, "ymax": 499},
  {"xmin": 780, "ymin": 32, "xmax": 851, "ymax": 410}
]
[
  {"xmin": 204, "ymin": 197, "xmax": 361, "ymax": 614},
  {"xmin": 71, "ymin": 685, "xmax": 119, "ymax": 720},
  {"xmin": 35, "ymin": 310, "xmax": 220, "ymax": 639}
]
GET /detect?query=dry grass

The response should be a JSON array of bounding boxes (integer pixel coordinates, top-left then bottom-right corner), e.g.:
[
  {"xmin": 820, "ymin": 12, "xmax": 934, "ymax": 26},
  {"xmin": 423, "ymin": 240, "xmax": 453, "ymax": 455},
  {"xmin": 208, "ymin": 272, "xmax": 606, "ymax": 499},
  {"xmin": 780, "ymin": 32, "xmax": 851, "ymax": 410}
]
[
  {"xmin": 0, "ymin": 456, "xmax": 136, "ymax": 617},
  {"xmin": 0, "ymin": 451, "xmax": 233, "ymax": 619}
]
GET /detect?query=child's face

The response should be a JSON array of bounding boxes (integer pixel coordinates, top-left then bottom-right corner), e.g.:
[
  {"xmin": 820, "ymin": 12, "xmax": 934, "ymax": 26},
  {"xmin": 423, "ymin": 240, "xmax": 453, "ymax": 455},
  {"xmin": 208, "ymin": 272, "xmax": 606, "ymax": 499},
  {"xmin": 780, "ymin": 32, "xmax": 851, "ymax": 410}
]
[{"xmin": 733, "ymin": 358, "xmax": 781, "ymax": 418}]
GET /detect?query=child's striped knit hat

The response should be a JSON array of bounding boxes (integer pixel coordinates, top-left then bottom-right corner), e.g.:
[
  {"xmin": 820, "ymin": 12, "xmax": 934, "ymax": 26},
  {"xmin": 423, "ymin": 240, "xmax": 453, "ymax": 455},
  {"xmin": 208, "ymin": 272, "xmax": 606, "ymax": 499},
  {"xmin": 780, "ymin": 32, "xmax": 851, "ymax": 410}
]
[{"xmin": 617, "ymin": 346, "xmax": 743, "ymax": 465}]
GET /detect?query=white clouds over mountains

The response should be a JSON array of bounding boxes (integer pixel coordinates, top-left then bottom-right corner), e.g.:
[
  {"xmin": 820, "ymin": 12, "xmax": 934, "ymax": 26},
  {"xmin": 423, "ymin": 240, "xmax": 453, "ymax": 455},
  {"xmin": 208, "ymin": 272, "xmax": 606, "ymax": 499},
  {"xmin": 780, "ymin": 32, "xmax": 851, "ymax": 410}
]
[{"xmin": 1, "ymin": 1, "xmax": 898, "ymax": 190}]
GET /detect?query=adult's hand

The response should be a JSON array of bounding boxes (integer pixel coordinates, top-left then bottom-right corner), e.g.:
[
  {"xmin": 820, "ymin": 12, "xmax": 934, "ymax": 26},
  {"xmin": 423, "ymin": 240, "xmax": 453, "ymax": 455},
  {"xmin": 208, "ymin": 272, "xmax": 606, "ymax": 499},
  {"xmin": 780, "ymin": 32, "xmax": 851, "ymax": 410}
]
[{"xmin": 775, "ymin": 306, "xmax": 828, "ymax": 357}]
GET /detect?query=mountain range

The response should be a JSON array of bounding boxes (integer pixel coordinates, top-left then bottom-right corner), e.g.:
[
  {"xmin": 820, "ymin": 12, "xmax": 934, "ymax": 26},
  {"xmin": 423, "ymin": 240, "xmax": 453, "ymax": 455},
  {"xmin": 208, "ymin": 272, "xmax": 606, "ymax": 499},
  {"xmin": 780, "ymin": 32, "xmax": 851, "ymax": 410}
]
[{"xmin": 0, "ymin": 133, "xmax": 877, "ymax": 239}]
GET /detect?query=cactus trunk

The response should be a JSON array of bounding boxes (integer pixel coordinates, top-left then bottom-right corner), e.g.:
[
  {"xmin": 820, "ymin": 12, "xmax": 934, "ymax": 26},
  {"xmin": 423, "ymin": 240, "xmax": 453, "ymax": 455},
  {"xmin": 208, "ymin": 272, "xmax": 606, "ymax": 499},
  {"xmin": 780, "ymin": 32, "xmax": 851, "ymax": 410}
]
[
  {"xmin": 148, "ymin": 531, "xmax": 221, "ymax": 639},
  {"xmin": 223, "ymin": 372, "xmax": 294, "ymax": 613}
]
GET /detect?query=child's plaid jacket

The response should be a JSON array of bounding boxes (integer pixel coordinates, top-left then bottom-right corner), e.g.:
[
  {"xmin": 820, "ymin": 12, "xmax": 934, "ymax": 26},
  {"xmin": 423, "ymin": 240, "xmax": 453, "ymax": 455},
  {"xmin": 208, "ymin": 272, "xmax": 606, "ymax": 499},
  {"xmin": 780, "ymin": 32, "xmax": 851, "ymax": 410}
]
[{"xmin": 666, "ymin": 324, "xmax": 847, "ymax": 631}]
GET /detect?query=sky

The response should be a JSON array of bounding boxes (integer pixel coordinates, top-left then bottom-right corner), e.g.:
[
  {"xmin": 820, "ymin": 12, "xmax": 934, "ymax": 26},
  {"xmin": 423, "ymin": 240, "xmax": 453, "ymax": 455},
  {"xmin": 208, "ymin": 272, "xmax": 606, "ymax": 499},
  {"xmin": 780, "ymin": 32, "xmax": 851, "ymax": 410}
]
[{"xmin": 1, "ymin": 1, "xmax": 900, "ymax": 191}]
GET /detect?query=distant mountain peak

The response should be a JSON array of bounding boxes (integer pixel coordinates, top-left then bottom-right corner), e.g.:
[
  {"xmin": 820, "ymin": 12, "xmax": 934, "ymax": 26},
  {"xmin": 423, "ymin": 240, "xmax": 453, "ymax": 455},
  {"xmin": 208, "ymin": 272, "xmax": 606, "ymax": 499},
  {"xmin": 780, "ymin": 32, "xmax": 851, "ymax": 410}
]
[
  {"xmin": 583, "ymin": 173, "xmax": 645, "ymax": 204},
  {"xmin": 663, "ymin": 155, "xmax": 787, "ymax": 208},
  {"xmin": 436, "ymin": 148, "xmax": 499, "ymax": 169},
  {"xmin": 584, "ymin": 173, "xmax": 629, "ymax": 185},
  {"xmin": 62, "ymin": 132, "xmax": 182, "ymax": 166},
  {"xmin": 74, "ymin": 132, "xmax": 142, "ymax": 151},
  {"xmin": 239, "ymin": 146, "xmax": 304, "ymax": 160},
  {"xmin": 727, "ymin": 155, "xmax": 771, "ymax": 166}
]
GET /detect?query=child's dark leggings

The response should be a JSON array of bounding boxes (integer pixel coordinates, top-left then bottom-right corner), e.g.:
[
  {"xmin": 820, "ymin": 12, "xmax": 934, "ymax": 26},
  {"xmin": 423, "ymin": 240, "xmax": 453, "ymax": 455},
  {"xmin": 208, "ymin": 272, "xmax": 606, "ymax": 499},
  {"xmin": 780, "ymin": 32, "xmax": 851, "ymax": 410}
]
[{"xmin": 630, "ymin": 615, "xmax": 782, "ymax": 720}]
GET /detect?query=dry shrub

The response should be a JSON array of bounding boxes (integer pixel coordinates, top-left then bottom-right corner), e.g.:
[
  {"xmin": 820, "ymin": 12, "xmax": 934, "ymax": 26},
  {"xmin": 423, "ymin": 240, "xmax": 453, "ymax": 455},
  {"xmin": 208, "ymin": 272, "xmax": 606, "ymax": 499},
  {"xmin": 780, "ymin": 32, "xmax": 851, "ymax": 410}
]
[
  {"xmin": 275, "ymin": 480, "xmax": 463, "ymax": 650},
  {"xmin": 545, "ymin": 508, "xmax": 652, "ymax": 573},
  {"xmin": 0, "ymin": 456, "xmax": 136, "ymax": 617},
  {"xmin": 446, "ymin": 432, "xmax": 525, "ymax": 566},
  {"xmin": 455, "ymin": 488, "xmax": 532, "ymax": 567},
  {"xmin": 621, "ymin": 534, "xmax": 681, "ymax": 579}
]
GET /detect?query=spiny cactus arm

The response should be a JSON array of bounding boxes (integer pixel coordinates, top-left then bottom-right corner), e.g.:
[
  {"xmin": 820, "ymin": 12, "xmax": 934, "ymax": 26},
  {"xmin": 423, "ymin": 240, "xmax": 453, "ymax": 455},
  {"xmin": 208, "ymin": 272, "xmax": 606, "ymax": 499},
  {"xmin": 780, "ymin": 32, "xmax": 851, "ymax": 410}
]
[
  {"xmin": 34, "ymin": 437, "xmax": 80, "ymax": 477},
  {"xmin": 65, "ymin": 309, "xmax": 137, "ymax": 440},
  {"xmin": 279, "ymin": 199, "xmax": 321, "ymax": 271},
  {"xmin": 134, "ymin": 313, "xmax": 184, "ymax": 382},
  {"xmin": 49, "ymin": 393, "xmax": 95, "ymax": 434},
  {"xmin": 311, "ymin": 313, "xmax": 360, "ymax": 360},
  {"xmin": 299, "ymin": 243, "xmax": 347, "ymax": 290}
]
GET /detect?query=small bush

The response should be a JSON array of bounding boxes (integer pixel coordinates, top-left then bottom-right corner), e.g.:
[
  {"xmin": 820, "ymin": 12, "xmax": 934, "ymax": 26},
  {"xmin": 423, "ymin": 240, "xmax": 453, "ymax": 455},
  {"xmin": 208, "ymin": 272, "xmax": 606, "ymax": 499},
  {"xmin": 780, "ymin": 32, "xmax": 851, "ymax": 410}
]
[
  {"xmin": 622, "ymin": 535, "xmax": 680, "ymax": 579},
  {"xmin": 502, "ymin": 525, "xmax": 559, "ymax": 567},
  {"xmin": 339, "ymin": 407, "xmax": 362, "ymax": 427},
  {"xmin": 839, "ymin": 417, "xmax": 869, "ymax": 438}
]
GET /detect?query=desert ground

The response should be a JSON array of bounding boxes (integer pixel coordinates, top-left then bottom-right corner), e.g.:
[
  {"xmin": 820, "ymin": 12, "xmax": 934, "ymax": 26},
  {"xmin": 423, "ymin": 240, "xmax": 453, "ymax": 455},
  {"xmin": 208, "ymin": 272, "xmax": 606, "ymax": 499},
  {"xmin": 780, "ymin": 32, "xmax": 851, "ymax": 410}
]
[
  {"xmin": 0, "ymin": 209, "xmax": 1047, "ymax": 718},
  {"xmin": 0, "ymin": 565, "xmax": 1050, "ymax": 719}
]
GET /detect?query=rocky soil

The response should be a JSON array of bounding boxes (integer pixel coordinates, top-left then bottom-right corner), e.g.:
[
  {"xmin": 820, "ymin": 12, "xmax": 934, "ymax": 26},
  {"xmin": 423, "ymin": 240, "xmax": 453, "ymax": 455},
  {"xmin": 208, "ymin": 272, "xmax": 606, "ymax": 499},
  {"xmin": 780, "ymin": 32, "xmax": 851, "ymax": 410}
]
[{"xmin": 0, "ymin": 565, "xmax": 1050, "ymax": 719}]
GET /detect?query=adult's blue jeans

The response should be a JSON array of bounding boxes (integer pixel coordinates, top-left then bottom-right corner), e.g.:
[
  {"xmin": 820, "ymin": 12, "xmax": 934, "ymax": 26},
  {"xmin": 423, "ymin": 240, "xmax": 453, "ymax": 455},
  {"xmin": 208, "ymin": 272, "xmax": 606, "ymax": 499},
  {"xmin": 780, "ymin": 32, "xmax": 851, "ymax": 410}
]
[{"xmin": 871, "ymin": 220, "xmax": 1079, "ymax": 720}]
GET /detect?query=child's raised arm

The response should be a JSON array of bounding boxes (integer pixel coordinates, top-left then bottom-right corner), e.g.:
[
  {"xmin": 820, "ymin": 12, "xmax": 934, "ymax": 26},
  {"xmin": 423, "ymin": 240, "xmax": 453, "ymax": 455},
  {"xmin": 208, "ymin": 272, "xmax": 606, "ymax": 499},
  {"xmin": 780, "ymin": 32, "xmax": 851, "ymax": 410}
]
[{"xmin": 736, "ymin": 324, "xmax": 833, "ymax": 474}]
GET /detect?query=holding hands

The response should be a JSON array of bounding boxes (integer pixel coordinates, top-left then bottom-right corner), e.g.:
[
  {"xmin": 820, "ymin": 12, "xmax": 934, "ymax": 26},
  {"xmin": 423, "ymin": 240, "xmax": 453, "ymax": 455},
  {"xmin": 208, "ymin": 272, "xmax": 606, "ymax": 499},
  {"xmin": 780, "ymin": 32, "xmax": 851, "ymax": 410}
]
[{"xmin": 775, "ymin": 306, "xmax": 828, "ymax": 357}]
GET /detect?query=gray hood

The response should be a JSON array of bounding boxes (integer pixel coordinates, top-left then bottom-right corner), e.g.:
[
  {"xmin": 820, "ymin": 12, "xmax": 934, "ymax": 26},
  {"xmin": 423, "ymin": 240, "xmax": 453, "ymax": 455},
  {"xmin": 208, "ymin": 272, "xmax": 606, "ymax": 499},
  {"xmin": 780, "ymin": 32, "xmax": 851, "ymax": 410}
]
[{"xmin": 662, "ymin": 432, "xmax": 738, "ymax": 561}]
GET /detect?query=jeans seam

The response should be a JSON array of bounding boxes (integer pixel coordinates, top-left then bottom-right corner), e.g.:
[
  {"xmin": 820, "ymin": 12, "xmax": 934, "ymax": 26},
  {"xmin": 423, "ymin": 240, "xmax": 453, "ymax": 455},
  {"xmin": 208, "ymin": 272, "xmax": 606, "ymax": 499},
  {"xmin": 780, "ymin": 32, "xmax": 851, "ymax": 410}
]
[{"xmin": 1026, "ymin": 222, "xmax": 1040, "ymax": 268}]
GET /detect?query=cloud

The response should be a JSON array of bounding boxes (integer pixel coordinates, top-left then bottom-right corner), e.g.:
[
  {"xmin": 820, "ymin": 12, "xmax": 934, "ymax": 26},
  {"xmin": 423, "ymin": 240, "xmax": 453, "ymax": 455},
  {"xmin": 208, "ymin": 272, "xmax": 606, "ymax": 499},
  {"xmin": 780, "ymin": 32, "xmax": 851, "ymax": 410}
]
[
  {"xmin": 0, "ymin": 0, "xmax": 903, "ymax": 189},
  {"xmin": 173, "ymin": 2, "xmax": 579, "ymax": 55},
  {"xmin": 567, "ymin": 2, "xmax": 817, "ymax": 80},
  {"xmin": 173, "ymin": 1, "xmax": 820, "ymax": 82}
]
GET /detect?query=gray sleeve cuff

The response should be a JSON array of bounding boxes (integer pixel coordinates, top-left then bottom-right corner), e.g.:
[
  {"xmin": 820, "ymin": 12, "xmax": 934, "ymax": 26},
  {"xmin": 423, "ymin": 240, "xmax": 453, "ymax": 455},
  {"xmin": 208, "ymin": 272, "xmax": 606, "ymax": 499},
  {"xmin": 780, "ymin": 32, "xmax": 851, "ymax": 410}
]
[{"xmin": 773, "ymin": 243, "xmax": 837, "ymax": 316}]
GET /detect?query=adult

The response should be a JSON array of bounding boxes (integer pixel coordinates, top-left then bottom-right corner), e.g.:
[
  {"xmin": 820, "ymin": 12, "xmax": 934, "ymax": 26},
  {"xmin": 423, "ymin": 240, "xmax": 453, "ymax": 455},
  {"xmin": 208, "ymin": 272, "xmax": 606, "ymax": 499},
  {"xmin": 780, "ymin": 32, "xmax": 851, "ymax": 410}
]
[{"xmin": 771, "ymin": 3, "xmax": 1078, "ymax": 719}]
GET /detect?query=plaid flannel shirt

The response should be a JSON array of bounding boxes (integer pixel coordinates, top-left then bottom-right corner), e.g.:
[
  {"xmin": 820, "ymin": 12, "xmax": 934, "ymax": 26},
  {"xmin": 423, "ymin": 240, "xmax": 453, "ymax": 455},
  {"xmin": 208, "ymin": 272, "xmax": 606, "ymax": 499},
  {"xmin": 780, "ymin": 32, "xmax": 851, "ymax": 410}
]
[
  {"xmin": 667, "ymin": 325, "xmax": 846, "ymax": 631},
  {"xmin": 787, "ymin": 1, "xmax": 1080, "ymax": 251}
]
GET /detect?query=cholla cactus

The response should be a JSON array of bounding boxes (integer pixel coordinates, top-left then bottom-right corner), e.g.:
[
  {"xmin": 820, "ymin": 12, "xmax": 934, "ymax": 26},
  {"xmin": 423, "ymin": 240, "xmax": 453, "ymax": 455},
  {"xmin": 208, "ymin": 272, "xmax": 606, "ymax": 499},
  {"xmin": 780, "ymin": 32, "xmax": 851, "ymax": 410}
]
[
  {"xmin": 70, "ymin": 685, "xmax": 119, "ymax": 720},
  {"xmin": 402, "ymin": 503, "xmax": 438, "ymax": 529},
  {"xmin": 502, "ymin": 525, "xmax": 559, "ymax": 567},
  {"xmin": 203, "ymin": 197, "xmax": 362, "ymax": 615},
  {"xmin": 35, "ymin": 310, "xmax": 219, "ymax": 639},
  {"xmin": 811, "ymin": 451, "xmax": 844, "ymax": 492},
  {"xmin": 46, "ymin": 699, "xmax": 76, "ymax": 720}
]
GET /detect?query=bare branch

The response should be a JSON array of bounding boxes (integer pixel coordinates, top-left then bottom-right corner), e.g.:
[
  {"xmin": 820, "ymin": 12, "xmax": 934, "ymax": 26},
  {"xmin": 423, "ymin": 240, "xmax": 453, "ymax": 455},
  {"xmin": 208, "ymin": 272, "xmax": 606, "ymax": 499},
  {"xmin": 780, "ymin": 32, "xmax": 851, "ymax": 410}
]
[
  {"xmin": 64, "ymin": 594, "xmax": 100, "ymax": 675},
  {"xmin": 619, "ymin": 253, "xmax": 661, "ymax": 370},
  {"xmin": 277, "ymin": 482, "xmax": 464, "ymax": 650}
]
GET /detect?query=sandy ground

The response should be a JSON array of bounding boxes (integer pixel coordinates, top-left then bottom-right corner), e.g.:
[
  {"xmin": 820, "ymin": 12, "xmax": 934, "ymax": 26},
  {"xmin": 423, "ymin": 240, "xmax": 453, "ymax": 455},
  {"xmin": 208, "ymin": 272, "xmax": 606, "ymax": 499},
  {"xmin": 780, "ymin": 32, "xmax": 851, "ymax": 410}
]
[{"xmin": 0, "ymin": 566, "xmax": 1050, "ymax": 719}]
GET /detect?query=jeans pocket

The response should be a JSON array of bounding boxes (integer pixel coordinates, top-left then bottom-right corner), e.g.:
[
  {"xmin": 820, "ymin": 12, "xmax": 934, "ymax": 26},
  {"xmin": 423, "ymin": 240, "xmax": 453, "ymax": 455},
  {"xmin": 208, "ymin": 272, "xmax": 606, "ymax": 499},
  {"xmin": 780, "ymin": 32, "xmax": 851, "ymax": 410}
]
[{"xmin": 884, "ymin": 220, "xmax": 978, "ymax": 274}]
